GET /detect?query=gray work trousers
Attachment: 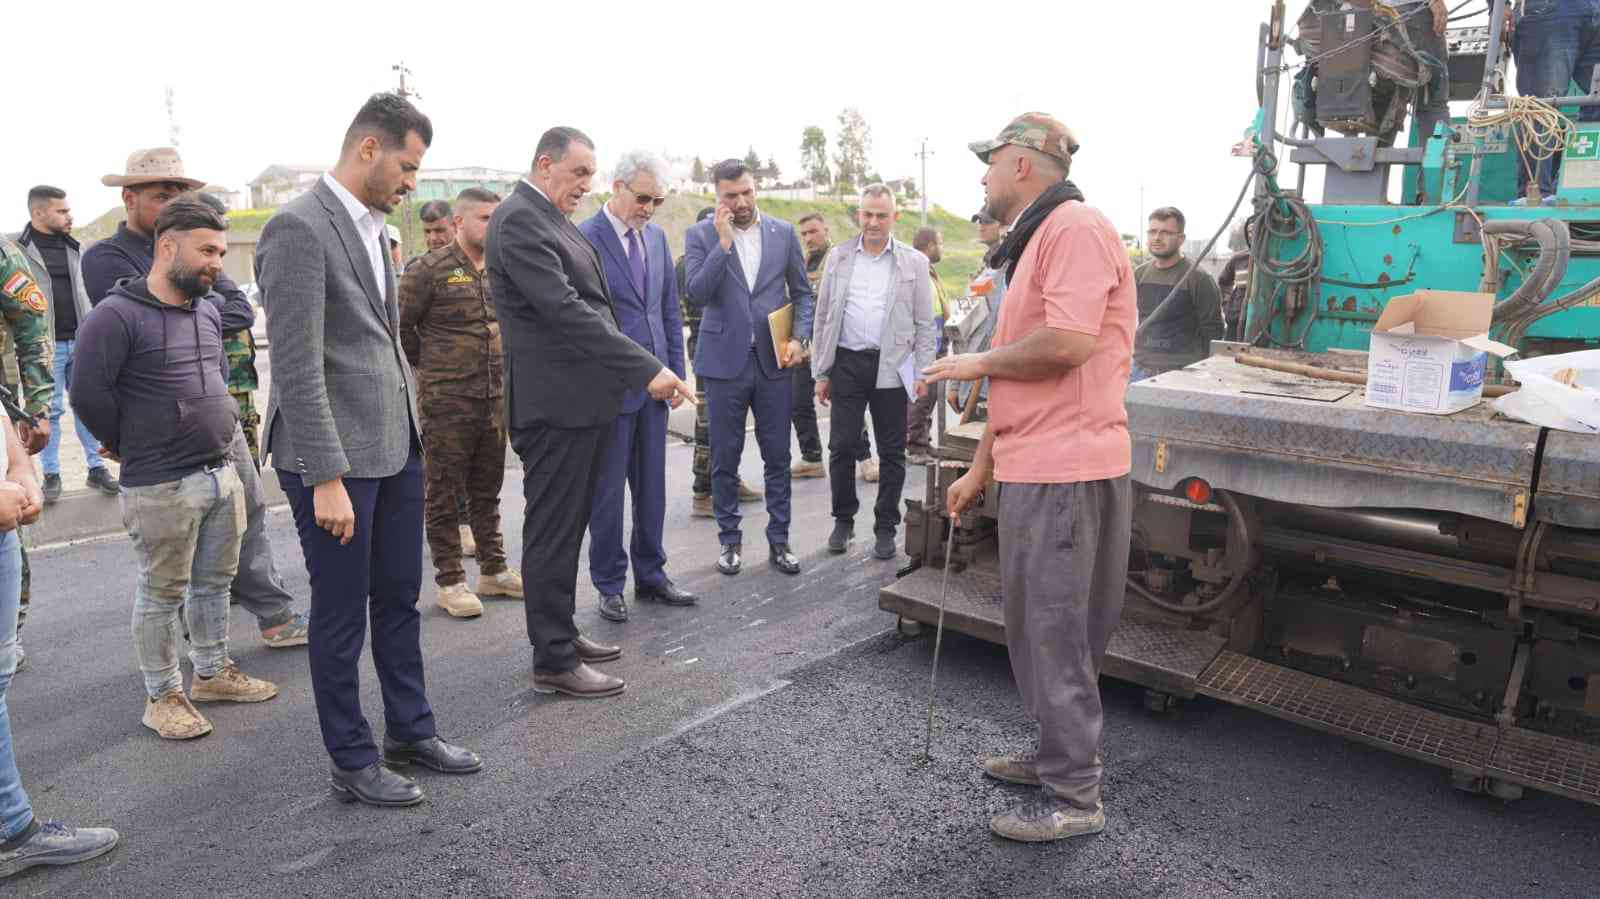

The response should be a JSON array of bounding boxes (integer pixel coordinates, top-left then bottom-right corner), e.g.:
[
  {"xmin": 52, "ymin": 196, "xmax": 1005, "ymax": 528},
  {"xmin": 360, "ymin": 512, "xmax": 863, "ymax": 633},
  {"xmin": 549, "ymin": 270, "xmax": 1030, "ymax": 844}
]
[
  {"xmin": 997, "ymin": 477, "xmax": 1133, "ymax": 810},
  {"xmin": 227, "ymin": 427, "xmax": 296, "ymax": 632}
]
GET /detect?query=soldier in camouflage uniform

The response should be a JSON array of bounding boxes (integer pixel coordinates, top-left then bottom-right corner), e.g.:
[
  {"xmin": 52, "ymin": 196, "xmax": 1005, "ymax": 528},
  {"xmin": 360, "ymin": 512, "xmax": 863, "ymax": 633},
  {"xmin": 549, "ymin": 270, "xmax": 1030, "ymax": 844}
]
[
  {"xmin": 399, "ymin": 188, "xmax": 522, "ymax": 618},
  {"xmin": 0, "ymin": 236, "xmax": 57, "ymax": 669},
  {"xmin": 193, "ymin": 194, "xmax": 263, "ymax": 458}
]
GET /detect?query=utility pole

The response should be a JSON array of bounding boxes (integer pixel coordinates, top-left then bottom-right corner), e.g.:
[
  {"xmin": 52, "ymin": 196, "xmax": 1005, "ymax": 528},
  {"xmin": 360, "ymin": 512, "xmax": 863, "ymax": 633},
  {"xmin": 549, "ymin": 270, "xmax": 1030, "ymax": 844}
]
[
  {"xmin": 390, "ymin": 62, "xmax": 421, "ymax": 254},
  {"xmin": 914, "ymin": 139, "xmax": 934, "ymax": 225},
  {"xmin": 164, "ymin": 85, "xmax": 181, "ymax": 149},
  {"xmin": 1137, "ymin": 183, "xmax": 1146, "ymax": 250},
  {"xmin": 392, "ymin": 62, "xmax": 420, "ymax": 99}
]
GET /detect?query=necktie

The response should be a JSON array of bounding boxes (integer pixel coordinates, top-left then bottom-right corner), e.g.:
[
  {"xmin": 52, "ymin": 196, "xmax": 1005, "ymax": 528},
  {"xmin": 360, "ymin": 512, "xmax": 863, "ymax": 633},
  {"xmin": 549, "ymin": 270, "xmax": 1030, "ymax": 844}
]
[{"xmin": 625, "ymin": 228, "xmax": 647, "ymax": 299}]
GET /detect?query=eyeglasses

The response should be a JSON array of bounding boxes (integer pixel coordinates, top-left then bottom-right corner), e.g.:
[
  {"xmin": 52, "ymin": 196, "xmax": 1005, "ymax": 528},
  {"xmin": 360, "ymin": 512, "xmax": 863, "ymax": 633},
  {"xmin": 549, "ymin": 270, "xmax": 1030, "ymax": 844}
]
[{"xmin": 634, "ymin": 192, "xmax": 667, "ymax": 208}]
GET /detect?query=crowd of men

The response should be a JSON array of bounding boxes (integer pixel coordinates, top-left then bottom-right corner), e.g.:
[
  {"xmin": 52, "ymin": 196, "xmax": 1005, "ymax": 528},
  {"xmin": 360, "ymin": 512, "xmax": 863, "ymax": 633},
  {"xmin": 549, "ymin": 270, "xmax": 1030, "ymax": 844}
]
[{"xmin": 0, "ymin": 87, "xmax": 1189, "ymax": 879}]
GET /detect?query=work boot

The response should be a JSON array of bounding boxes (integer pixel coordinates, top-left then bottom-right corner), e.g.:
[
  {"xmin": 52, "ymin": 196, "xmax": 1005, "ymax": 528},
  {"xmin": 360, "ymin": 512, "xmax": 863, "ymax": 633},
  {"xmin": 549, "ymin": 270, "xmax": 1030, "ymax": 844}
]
[
  {"xmin": 40, "ymin": 474, "xmax": 61, "ymax": 505},
  {"xmin": 190, "ymin": 660, "xmax": 279, "ymax": 703},
  {"xmin": 0, "ymin": 819, "xmax": 120, "ymax": 879},
  {"xmin": 86, "ymin": 467, "xmax": 120, "ymax": 496},
  {"xmin": 982, "ymin": 753, "xmax": 1041, "ymax": 786},
  {"xmin": 476, "ymin": 570, "xmax": 524, "ymax": 599},
  {"xmin": 141, "ymin": 689, "xmax": 212, "ymax": 740},
  {"xmin": 990, "ymin": 792, "xmax": 1105, "ymax": 843},
  {"xmin": 860, "ymin": 459, "xmax": 880, "ymax": 483},
  {"xmin": 738, "ymin": 480, "xmax": 762, "ymax": 503},
  {"xmin": 460, "ymin": 525, "xmax": 477, "ymax": 558},
  {"xmin": 792, "ymin": 459, "xmax": 825, "ymax": 479},
  {"xmin": 692, "ymin": 494, "xmax": 714, "ymax": 518},
  {"xmin": 907, "ymin": 446, "xmax": 935, "ymax": 465},
  {"xmin": 436, "ymin": 582, "xmax": 483, "ymax": 618},
  {"xmin": 873, "ymin": 532, "xmax": 897, "ymax": 561}
]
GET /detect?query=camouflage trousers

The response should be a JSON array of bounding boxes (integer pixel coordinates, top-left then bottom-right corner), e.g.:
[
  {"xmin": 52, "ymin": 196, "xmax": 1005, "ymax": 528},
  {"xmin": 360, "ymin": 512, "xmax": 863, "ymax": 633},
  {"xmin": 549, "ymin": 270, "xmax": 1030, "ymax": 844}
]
[
  {"xmin": 232, "ymin": 390, "xmax": 261, "ymax": 463},
  {"xmin": 691, "ymin": 378, "xmax": 711, "ymax": 496},
  {"xmin": 419, "ymin": 392, "xmax": 508, "ymax": 587}
]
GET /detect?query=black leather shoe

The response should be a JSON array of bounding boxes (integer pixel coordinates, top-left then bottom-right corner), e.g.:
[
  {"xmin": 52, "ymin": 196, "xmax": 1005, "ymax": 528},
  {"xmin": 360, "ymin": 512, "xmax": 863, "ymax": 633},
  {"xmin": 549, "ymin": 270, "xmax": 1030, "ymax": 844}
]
[
  {"xmin": 718, "ymin": 544, "xmax": 742, "ymax": 576},
  {"xmin": 827, "ymin": 521, "xmax": 853, "ymax": 554},
  {"xmin": 382, "ymin": 736, "xmax": 483, "ymax": 774},
  {"xmin": 598, "ymin": 593, "xmax": 628, "ymax": 622},
  {"xmin": 769, "ymin": 543, "xmax": 801, "ymax": 575},
  {"xmin": 575, "ymin": 634, "xmax": 622, "ymax": 663},
  {"xmin": 329, "ymin": 762, "xmax": 423, "ymax": 807},
  {"xmin": 637, "ymin": 580, "xmax": 698, "ymax": 606},
  {"xmin": 874, "ymin": 532, "xmax": 898, "ymax": 560}
]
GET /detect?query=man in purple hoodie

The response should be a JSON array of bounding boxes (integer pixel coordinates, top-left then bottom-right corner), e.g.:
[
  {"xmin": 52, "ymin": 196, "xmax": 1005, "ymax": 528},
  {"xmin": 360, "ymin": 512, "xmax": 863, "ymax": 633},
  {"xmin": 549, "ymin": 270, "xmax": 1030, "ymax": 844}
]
[{"xmin": 71, "ymin": 197, "xmax": 279, "ymax": 741}]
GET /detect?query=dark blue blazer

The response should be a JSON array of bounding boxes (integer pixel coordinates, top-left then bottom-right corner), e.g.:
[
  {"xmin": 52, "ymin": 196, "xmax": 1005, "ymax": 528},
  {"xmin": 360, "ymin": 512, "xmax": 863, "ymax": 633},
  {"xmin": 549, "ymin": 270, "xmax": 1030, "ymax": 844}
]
[
  {"xmin": 578, "ymin": 211, "xmax": 686, "ymax": 413},
  {"xmin": 682, "ymin": 214, "xmax": 814, "ymax": 381}
]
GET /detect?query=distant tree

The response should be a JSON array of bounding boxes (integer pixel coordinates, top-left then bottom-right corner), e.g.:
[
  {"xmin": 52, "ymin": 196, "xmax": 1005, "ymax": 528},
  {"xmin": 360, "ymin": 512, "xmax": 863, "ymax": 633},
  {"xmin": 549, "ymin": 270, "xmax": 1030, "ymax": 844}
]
[
  {"xmin": 743, "ymin": 146, "xmax": 762, "ymax": 178},
  {"xmin": 799, "ymin": 126, "xmax": 830, "ymax": 191},
  {"xmin": 833, "ymin": 107, "xmax": 873, "ymax": 195},
  {"xmin": 902, "ymin": 177, "xmax": 919, "ymax": 200},
  {"xmin": 691, "ymin": 157, "xmax": 706, "ymax": 184},
  {"xmin": 765, "ymin": 156, "xmax": 782, "ymax": 186}
]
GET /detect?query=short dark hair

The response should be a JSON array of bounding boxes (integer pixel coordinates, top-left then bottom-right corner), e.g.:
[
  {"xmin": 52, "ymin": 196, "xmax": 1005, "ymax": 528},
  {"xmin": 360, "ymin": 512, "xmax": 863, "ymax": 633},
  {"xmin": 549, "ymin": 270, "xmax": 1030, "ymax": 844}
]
[
  {"xmin": 27, "ymin": 185, "xmax": 65, "ymax": 211},
  {"xmin": 913, "ymin": 226, "xmax": 941, "ymax": 252},
  {"xmin": 418, "ymin": 200, "xmax": 453, "ymax": 222},
  {"xmin": 1149, "ymin": 206, "xmax": 1186, "ymax": 232},
  {"xmin": 797, "ymin": 212, "xmax": 826, "ymax": 227},
  {"xmin": 696, "ymin": 206, "xmax": 716, "ymax": 223},
  {"xmin": 195, "ymin": 192, "xmax": 229, "ymax": 216},
  {"xmin": 154, "ymin": 193, "xmax": 228, "ymax": 239},
  {"xmin": 454, "ymin": 188, "xmax": 501, "ymax": 206},
  {"xmin": 342, "ymin": 92, "xmax": 433, "ymax": 154},
  {"xmin": 711, "ymin": 158, "xmax": 751, "ymax": 188},
  {"xmin": 534, "ymin": 127, "xmax": 594, "ymax": 167}
]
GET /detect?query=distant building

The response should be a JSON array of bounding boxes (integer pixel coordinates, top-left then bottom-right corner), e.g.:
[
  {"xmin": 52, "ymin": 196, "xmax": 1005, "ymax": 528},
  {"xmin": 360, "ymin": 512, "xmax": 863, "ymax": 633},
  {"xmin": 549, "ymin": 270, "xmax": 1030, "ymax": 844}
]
[
  {"xmin": 248, "ymin": 165, "xmax": 323, "ymax": 209},
  {"xmin": 201, "ymin": 184, "xmax": 248, "ymax": 211},
  {"xmin": 247, "ymin": 164, "xmax": 521, "ymax": 209}
]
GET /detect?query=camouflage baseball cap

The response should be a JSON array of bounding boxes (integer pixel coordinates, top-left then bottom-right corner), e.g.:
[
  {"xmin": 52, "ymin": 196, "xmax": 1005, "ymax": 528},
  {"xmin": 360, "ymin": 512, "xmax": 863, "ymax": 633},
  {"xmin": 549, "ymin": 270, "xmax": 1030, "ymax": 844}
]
[{"xmin": 969, "ymin": 112, "xmax": 1079, "ymax": 166}]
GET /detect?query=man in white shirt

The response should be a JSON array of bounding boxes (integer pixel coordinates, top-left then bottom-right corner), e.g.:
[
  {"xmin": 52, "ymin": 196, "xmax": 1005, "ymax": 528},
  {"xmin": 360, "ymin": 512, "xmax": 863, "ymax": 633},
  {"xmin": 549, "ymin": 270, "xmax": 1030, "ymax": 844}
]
[{"xmin": 809, "ymin": 185, "xmax": 936, "ymax": 559}]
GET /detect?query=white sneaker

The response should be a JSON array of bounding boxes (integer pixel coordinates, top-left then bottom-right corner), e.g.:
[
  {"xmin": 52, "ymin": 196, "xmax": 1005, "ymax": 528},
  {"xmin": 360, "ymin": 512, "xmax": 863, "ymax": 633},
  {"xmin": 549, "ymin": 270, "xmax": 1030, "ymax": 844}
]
[
  {"xmin": 436, "ymin": 582, "xmax": 483, "ymax": 618},
  {"xmin": 475, "ymin": 570, "xmax": 524, "ymax": 600}
]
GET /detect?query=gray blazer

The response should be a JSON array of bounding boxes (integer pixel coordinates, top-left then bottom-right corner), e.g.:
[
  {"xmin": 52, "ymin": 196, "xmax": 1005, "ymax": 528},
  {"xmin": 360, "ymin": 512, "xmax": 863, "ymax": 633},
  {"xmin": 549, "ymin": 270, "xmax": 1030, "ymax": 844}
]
[
  {"xmin": 254, "ymin": 178, "xmax": 420, "ymax": 484},
  {"xmin": 8, "ymin": 226, "xmax": 92, "ymax": 344},
  {"xmin": 809, "ymin": 236, "xmax": 936, "ymax": 389}
]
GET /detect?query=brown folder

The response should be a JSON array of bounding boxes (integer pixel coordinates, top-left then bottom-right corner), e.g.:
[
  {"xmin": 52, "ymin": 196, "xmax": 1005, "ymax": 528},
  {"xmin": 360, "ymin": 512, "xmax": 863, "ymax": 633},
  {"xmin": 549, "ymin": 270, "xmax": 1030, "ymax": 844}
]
[{"xmin": 768, "ymin": 303, "xmax": 794, "ymax": 367}]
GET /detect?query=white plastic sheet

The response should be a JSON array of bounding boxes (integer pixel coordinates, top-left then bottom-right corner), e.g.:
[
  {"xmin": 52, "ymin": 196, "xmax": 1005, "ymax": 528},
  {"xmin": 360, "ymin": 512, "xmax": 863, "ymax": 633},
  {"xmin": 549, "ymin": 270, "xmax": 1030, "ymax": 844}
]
[{"xmin": 1492, "ymin": 350, "xmax": 1600, "ymax": 434}]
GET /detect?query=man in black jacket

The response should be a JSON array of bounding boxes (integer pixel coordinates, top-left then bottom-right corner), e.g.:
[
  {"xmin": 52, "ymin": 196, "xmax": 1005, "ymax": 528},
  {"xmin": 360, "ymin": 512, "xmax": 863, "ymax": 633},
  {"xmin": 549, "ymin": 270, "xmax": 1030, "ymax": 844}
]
[
  {"xmin": 72, "ymin": 197, "xmax": 278, "ymax": 741},
  {"xmin": 486, "ymin": 126, "xmax": 692, "ymax": 699}
]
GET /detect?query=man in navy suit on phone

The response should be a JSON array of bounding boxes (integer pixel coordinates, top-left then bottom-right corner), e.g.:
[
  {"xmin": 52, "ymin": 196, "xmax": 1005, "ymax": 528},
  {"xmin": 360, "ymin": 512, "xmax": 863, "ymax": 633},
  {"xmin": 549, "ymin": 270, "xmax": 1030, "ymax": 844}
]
[{"xmin": 683, "ymin": 158, "xmax": 814, "ymax": 577}]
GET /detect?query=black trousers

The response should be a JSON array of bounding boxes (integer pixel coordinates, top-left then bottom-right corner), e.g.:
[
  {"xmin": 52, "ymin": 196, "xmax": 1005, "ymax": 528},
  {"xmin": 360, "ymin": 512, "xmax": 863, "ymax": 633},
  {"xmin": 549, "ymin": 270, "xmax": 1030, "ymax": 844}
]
[
  {"xmin": 794, "ymin": 354, "xmax": 870, "ymax": 464},
  {"xmin": 511, "ymin": 422, "xmax": 610, "ymax": 674},
  {"xmin": 827, "ymin": 348, "xmax": 907, "ymax": 535}
]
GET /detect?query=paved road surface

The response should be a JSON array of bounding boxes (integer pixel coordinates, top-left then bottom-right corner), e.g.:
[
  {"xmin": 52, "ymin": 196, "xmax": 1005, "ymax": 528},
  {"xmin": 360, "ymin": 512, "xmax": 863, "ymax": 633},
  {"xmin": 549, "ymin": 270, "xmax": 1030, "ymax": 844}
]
[{"xmin": 7, "ymin": 427, "xmax": 1600, "ymax": 897}]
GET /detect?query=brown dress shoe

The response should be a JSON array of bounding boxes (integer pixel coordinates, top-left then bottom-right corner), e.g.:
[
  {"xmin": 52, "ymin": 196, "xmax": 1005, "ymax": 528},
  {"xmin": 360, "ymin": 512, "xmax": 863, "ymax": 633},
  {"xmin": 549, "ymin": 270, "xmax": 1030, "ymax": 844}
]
[
  {"xmin": 532, "ymin": 662, "xmax": 624, "ymax": 698},
  {"xmin": 575, "ymin": 634, "xmax": 622, "ymax": 663}
]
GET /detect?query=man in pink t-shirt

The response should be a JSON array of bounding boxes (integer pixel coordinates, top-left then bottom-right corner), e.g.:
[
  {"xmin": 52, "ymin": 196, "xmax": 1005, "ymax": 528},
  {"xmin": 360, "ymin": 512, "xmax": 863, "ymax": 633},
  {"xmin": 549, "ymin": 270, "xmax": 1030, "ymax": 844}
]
[{"xmin": 926, "ymin": 112, "xmax": 1136, "ymax": 844}]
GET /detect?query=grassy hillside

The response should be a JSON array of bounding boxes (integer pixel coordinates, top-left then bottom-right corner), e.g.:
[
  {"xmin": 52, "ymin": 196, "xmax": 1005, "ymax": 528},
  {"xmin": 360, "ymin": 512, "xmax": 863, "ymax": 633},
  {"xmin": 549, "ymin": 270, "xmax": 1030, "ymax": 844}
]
[{"xmin": 80, "ymin": 191, "xmax": 988, "ymax": 298}]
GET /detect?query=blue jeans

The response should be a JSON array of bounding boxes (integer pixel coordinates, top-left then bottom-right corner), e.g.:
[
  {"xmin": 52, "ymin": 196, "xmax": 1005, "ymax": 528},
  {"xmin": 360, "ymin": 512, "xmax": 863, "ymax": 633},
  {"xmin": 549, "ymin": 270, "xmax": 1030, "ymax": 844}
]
[
  {"xmin": 1513, "ymin": 1, "xmax": 1600, "ymax": 197},
  {"xmin": 40, "ymin": 339, "xmax": 104, "ymax": 477},
  {"xmin": 0, "ymin": 531, "xmax": 31, "ymax": 841},
  {"xmin": 122, "ymin": 466, "xmax": 245, "ymax": 699}
]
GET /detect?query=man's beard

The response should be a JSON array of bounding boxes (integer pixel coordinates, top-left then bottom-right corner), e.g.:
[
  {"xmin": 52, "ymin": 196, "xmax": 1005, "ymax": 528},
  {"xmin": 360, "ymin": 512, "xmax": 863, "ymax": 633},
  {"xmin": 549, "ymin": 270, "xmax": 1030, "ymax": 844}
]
[{"xmin": 167, "ymin": 264, "xmax": 213, "ymax": 299}]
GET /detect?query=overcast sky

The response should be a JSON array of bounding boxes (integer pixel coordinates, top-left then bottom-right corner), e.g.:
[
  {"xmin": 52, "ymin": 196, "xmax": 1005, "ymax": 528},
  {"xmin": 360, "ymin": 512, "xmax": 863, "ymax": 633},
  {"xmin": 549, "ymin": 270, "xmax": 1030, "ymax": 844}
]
[{"xmin": 5, "ymin": 2, "xmax": 1439, "ymax": 242}]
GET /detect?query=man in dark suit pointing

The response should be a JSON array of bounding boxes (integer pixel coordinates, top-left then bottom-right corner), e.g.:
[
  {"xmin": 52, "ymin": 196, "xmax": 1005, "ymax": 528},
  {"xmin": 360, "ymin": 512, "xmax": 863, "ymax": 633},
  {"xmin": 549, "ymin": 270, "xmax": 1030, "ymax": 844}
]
[{"xmin": 487, "ymin": 127, "xmax": 693, "ymax": 698}]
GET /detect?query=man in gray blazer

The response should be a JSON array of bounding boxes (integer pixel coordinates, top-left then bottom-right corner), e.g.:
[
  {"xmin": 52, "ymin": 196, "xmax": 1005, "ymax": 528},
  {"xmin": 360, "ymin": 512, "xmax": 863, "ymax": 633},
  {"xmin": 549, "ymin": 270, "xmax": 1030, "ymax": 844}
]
[
  {"xmin": 810, "ymin": 185, "xmax": 935, "ymax": 560},
  {"xmin": 255, "ymin": 93, "xmax": 481, "ymax": 808}
]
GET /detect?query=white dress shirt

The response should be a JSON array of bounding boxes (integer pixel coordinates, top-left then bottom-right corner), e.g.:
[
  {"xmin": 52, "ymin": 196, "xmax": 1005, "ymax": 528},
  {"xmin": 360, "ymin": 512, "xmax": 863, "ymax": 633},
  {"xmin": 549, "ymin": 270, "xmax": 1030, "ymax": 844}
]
[
  {"xmin": 521, "ymin": 177, "xmax": 554, "ymax": 209},
  {"xmin": 731, "ymin": 214, "xmax": 763, "ymax": 293},
  {"xmin": 321, "ymin": 173, "xmax": 386, "ymax": 293},
  {"xmin": 839, "ymin": 239, "xmax": 895, "ymax": 352},
  {"xmin": 603, "ymin": 203, "xmax": 643, "ymax": 261}
]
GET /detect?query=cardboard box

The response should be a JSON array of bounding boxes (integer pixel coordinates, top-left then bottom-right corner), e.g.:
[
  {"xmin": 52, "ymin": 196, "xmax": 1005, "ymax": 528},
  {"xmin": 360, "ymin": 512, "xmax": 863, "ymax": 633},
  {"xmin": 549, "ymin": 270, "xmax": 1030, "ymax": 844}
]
[{"xmin": 1366, "ymin": 291, "xmax": 1515, "ymax": 414}]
